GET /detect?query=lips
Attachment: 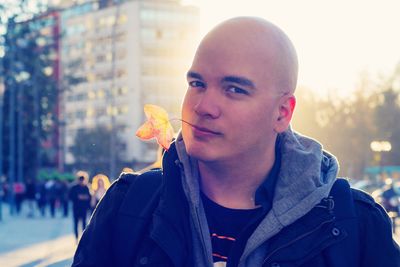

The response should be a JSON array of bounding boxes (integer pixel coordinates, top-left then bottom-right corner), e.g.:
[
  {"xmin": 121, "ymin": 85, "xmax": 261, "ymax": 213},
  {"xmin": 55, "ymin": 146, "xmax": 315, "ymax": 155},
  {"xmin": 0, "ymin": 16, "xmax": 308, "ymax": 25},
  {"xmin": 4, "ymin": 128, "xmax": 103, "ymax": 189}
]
[
  {"xmin": 193, "ymin": 125, "xmax": 221, "ymax": 135},
  {"xmin": 185, "ymin": 121, "xmax": 222, "ymax": 137}
]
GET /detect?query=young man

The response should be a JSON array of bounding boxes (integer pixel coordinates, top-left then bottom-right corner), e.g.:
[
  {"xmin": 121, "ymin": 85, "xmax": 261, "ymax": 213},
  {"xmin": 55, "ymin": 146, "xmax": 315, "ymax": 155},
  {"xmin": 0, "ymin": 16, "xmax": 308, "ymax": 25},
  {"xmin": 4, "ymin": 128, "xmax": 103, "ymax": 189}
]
[{"xmin": 72, "ymin": 17, "xmax": 400, "ymax": 267}]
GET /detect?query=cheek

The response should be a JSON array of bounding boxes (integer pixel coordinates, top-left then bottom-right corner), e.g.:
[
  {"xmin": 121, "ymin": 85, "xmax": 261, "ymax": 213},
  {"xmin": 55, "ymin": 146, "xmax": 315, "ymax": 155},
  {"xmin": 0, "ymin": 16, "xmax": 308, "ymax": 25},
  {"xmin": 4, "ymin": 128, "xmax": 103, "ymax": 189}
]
[
  {"xmin": 182, "ymin": 89, "xmax": 201, "ymax": 120},
  {"xmin": 181, "ymin": 92, "xmax": 191, "ymax": 118},
  {"xmin": 241, "ymin": 107, "xmax": 276, "ymax": 131}
]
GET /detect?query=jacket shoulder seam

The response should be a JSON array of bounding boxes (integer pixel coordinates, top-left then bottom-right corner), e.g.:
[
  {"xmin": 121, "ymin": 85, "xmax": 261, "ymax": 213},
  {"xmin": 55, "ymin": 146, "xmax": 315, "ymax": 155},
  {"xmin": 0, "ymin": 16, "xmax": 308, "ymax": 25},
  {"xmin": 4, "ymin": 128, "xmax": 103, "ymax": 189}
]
[{"xmin": 351, "ymin": 188, "xmax": 375, "ymax": 205}]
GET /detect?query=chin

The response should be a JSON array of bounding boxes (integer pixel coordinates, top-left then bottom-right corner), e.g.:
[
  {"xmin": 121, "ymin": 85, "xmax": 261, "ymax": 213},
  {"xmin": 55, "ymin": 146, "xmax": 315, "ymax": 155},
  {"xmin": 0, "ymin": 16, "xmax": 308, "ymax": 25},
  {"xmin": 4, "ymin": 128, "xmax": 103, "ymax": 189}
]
[{"xmin": 185, "ymin": 142, "xmax": 216, "ymax": 162}]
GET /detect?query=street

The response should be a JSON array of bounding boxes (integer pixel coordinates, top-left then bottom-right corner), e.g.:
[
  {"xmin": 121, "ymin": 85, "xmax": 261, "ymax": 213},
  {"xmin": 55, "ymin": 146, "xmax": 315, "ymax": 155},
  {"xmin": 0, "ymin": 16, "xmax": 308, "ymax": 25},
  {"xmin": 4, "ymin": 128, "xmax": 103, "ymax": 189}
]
[{"xmin": 0, "ymin": 204, "xmax": 76, "ymax": 267}]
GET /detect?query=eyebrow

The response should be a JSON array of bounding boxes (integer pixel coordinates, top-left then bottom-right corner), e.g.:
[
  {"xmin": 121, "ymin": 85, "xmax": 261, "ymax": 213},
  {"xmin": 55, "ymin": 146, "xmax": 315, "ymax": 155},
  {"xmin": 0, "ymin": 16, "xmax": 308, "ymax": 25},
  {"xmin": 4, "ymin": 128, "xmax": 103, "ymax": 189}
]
[
  {"xmin": 187, "ymin": 71, "xmax": 203, "ymax": 80},
  {"xmin": 186, "ymin": 71, "xmax": 256, "ymax": 89},
  {"xmin": 222, "ymin": 76, "xmax": 255, "ymax": 89}
]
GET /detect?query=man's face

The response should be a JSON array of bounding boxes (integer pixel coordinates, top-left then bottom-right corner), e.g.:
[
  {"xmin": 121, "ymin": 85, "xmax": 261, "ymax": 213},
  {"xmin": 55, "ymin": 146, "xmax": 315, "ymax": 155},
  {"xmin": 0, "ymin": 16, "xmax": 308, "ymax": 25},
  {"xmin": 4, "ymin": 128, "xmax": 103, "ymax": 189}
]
[
  {"xmin": 181, "ymin": 30, "xmax": 286, "ymax": 163},
  {"xmin": 78, "ymin": 177, "xmax": 85, "ymax": 185}
]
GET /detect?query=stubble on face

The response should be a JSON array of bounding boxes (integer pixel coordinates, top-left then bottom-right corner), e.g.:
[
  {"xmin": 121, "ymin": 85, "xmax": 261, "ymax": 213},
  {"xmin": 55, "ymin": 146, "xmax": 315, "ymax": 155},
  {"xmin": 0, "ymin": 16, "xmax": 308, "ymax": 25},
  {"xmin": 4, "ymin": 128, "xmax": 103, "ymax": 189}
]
[{"xmin": 181, "ymin": 17, "xmax": 298, "ymax": 163}]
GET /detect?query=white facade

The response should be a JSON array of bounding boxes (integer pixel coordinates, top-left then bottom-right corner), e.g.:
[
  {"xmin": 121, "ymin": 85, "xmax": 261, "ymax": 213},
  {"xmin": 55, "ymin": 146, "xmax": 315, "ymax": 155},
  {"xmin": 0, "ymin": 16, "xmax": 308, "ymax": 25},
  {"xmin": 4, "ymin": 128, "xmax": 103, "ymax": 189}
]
[{"xmin": 60, "ymin": 0, "xmax": 199, "ymax": 165}]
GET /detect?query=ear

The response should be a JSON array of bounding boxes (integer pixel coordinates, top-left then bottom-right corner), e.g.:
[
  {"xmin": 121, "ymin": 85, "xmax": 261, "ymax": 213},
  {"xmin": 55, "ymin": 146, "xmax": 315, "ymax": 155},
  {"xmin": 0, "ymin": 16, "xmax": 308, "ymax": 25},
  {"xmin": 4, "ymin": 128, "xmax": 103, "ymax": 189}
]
[{"xmin": 274, "ymin": 95, "xmax": 296, "ymax": 133}]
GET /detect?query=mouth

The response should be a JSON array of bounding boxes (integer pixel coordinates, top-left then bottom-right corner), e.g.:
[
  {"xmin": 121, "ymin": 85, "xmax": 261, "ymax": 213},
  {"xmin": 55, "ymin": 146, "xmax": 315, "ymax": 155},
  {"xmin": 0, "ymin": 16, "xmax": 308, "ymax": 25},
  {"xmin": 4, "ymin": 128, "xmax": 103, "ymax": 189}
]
[
  {"xmin": 193, "ymin": 125, "xmax": 222, "ymax": 135},
  {"xmin": 183, "ymin": 120, "xmax": 222, "ymax": 136}
]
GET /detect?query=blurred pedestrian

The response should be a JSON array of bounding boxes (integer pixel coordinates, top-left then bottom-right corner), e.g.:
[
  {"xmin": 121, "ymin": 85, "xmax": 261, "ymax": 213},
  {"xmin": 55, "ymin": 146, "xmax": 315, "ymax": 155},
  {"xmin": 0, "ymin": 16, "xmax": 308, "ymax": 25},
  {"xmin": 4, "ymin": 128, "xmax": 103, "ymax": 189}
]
[
  {"xmin": 25, "ymin": 178, "xmax": 36, "ymax": 218},
  {"xmin": 381, "ymin": 179, "xmax": 400, "ymax": 212},
  {"xmin": 380, "ymin": 179, "xmax": 400, "ymax": 231},
  {"xmin": 36, "ymin": 179, "xmax": 47, "ymax": 217},
  {"xmin": 45, "ymin": 177, "xmax": 58, "ymax": 218},
  {"xmin": 59, "ymin": 179, "xmax": 70, "ymax": 217},
  {"xmin": 13, "ymin": 181, "xmax": 25, "ymax": 215},
  {"xmin": 90, "ymin": 174, "xmax": 110, "ymax": 211},
  {"xmin": 69, "ymin": 171, "xmax": 91, "ymax": 241}
]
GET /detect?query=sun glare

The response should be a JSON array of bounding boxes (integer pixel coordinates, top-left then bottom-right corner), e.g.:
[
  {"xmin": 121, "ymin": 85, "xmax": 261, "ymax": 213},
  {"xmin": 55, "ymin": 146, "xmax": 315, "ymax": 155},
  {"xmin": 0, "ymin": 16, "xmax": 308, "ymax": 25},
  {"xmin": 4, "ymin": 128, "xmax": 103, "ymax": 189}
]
[{"xmin": 189, "ymin": 0, "xmax": 400, "ymax": 97}]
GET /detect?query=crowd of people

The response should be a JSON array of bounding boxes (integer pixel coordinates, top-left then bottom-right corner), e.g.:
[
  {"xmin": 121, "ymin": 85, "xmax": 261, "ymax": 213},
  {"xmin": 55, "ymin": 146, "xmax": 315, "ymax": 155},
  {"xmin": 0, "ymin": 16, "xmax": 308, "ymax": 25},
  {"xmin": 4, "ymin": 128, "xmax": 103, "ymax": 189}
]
[{"xmin": 0, "ymin": 171, "xmax": 111, "ymax": 240}]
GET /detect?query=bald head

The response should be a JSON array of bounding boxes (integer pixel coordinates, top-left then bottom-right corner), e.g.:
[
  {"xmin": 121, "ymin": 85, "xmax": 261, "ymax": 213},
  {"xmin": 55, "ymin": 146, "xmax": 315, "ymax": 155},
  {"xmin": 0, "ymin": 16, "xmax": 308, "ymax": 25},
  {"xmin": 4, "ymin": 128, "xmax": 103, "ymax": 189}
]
[{"xmin": 194, "ymin": 17, "xmax": 298, "ymax": 94}]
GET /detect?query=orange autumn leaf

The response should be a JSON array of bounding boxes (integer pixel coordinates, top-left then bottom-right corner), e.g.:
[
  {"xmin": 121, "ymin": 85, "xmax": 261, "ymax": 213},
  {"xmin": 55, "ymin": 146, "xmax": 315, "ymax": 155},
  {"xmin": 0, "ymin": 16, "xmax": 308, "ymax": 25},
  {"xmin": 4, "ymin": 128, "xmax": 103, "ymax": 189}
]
[{"xmin": 136, "ymin": 104, "xmax": 174, "ymax": 150}]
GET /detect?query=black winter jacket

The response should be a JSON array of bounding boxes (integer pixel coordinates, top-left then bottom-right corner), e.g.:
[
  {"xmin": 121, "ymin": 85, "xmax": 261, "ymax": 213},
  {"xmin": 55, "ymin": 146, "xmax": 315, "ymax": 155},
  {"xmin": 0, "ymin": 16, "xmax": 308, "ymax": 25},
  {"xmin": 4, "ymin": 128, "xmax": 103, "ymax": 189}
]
[{"xmin": 72, "ymin": 144, "xmax": 400, "ymax": 267}]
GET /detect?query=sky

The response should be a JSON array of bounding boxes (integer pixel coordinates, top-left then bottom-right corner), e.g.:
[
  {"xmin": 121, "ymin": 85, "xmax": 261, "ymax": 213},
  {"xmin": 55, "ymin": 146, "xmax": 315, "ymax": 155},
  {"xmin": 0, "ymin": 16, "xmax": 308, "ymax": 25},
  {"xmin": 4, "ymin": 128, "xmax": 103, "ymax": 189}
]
[{"xmin": 185, "ymin": 0, "xmax": 400, "ymax": 97}]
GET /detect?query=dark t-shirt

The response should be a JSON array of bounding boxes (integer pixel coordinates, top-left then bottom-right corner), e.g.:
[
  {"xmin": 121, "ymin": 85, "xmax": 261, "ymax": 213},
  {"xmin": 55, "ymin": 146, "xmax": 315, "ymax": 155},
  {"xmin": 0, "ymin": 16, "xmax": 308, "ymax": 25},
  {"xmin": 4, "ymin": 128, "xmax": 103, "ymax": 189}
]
[
  {"xmin": 201, "ymin": 192, "xmax": 262, "ymax": 265},
  {"xmin": 201, "ymin": 136, "xmax": 282, "ymax": 266}
]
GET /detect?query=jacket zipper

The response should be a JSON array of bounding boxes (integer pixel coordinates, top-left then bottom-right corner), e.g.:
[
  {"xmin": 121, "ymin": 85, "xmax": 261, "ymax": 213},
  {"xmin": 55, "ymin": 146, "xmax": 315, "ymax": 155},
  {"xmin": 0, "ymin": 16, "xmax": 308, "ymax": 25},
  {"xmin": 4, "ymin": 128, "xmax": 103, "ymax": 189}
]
[{"xmin": 262, "ymin": 218, "xmax": 335, "ymax": 265}]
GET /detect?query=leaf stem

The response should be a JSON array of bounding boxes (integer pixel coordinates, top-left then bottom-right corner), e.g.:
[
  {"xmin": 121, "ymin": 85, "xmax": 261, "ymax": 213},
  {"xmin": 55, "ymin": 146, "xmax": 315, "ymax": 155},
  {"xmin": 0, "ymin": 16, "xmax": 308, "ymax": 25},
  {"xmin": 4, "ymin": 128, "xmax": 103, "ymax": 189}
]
[{"xmin": 169, "ymin": 118, "xmax": 191, "ymax": 126}]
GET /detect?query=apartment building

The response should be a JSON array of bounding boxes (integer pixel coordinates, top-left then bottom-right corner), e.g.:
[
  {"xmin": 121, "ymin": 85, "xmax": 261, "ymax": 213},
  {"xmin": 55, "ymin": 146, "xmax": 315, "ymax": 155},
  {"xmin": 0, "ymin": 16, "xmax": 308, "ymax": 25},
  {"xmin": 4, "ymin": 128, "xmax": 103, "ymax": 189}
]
[{"xmin": 60, "ymin": 0, "xmax": 200, "ymax": 166}]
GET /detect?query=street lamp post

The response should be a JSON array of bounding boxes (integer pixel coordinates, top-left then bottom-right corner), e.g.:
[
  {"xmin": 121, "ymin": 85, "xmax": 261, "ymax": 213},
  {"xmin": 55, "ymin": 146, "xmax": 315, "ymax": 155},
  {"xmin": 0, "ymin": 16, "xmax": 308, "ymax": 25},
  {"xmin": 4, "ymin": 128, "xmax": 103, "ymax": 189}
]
[{"xmin": 370, "ymin": 140, "xmax": 392, "ymax": 182}]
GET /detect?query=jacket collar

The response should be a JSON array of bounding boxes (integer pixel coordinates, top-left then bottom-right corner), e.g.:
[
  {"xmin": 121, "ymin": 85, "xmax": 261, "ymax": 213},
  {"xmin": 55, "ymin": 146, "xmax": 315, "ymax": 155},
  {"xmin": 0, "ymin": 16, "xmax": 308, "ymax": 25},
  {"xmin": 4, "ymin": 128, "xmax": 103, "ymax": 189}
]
[
  {"xmin": 150, "ymin": 142, "xmax": 192, "ymax": 267},
  {"xmin": 261, "ymin": 179, "xmax": 354, "ymax": 266}
]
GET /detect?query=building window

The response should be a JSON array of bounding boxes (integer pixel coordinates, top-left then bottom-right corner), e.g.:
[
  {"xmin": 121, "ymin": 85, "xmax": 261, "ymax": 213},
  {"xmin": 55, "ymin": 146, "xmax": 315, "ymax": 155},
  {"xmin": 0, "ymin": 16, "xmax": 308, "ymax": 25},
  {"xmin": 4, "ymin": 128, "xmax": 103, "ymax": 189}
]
[
  {"xmin": 86, "ymin": 107, "xmax": 95, "ymax": 117},
  {"xmin": 118, "ymin": 14, "xmax": 127, "ymax": 25},
  {"xmin": 97, "ymin": 90, "xmax": 105, "ymax": 98},
  {"xmin": 76, "ymin": 110, "xmax": 85, "ymax": 120},
  {"xmin": 88, "ymin": 91, "xmax": 96, "ymax": 99}
]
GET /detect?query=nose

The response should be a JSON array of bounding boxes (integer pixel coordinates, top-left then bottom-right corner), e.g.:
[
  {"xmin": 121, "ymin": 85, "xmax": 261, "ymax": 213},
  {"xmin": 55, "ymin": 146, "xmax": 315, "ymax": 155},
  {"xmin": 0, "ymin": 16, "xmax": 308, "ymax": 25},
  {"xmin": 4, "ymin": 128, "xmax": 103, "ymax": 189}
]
[{"xmin": 193, "ymin": 89, "xmax": 221, "ymax": 119}]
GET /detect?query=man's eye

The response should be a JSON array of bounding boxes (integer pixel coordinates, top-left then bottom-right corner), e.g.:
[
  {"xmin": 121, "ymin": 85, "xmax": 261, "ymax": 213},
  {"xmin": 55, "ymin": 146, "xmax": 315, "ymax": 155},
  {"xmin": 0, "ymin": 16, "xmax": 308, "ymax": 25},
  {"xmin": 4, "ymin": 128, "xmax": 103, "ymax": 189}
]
[
  {"xmin": 188, "ymin": 81, "xmax": 205, "ymax": 88},
  {"xmin": 226, "ymin": 86, "xmax": 249, "ymax": 95}
]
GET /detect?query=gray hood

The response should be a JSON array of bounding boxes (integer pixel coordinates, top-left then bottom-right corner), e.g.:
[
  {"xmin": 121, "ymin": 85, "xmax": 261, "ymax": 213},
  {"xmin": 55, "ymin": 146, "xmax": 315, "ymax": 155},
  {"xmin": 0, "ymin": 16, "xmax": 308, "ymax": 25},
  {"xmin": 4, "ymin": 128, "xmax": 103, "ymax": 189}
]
[{"xmin": 175, "ymin": 127, "xmax": 339, "ymax": 266}]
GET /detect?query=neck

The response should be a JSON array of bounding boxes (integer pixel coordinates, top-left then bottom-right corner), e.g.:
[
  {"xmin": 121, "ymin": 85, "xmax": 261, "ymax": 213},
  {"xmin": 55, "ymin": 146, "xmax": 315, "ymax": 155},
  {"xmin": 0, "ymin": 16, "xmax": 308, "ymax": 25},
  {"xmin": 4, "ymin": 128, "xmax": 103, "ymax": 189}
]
[{"xmin": 199, "ymin": 147, "xmax": 275, "ymax": 209}]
